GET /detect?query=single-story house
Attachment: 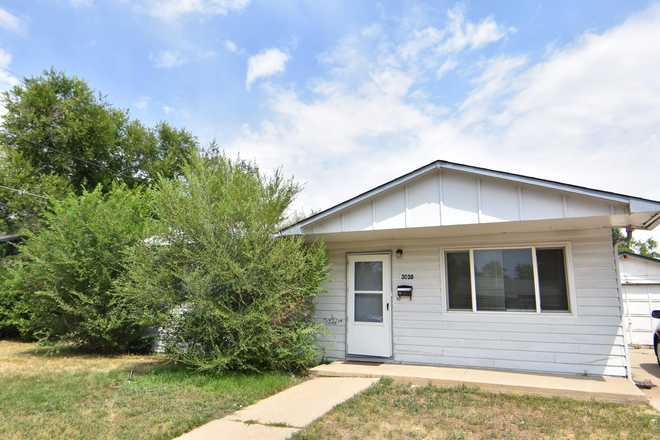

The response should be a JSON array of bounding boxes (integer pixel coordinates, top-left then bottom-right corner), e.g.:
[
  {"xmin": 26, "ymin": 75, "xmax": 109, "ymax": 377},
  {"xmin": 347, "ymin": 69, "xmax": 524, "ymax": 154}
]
[
  {"xmin": 619, "ymin": 252, "xmax": 660, "ymax": 346},
  {"xmin": 283, "ymin": 160, "xmax": 660, "ymax": 378}
]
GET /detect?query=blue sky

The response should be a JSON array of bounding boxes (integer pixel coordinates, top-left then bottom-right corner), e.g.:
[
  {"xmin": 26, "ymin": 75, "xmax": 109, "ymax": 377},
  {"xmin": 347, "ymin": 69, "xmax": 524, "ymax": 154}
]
[{"xmin": 1, "ymin": 0, "xmax": 660, "ymax": 241}]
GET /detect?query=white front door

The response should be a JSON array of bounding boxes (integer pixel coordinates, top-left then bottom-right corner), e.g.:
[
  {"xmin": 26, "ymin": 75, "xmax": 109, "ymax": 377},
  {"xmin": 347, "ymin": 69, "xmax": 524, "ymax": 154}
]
[{"xmin": 346, "ymin": 253, "xmax": 392, "ymax": 357}]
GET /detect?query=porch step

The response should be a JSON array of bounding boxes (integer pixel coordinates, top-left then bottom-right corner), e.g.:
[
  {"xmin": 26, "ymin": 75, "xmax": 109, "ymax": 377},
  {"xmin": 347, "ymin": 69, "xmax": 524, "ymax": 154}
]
[{"xmin": 310, "ymin": 361, "xmax": 648, "ymax": 405}]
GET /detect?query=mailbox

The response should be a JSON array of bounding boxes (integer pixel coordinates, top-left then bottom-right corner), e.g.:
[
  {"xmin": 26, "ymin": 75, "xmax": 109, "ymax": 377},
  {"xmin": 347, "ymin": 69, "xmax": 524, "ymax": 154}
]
[{"xmin": 397, "ymin": 285, "xmax": 413, "ymax": 300}]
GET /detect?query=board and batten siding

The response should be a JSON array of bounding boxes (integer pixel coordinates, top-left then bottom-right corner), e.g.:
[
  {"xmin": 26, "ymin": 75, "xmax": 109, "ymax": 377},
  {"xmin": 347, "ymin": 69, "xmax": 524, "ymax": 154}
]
[
  {"xmin": 304, "ymin": 170, "xmax": 629, "ymax": 234},
  {"xmin": 313, "ymin": 227, "xmax": 628, "ymax": 377}
]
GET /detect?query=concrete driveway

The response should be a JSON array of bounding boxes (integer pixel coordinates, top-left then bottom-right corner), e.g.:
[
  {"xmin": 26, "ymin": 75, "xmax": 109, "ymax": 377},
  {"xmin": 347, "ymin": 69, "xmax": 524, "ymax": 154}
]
[{"xmin": 629, "ymin": 347, "xmax": 660, "ymax": 411}]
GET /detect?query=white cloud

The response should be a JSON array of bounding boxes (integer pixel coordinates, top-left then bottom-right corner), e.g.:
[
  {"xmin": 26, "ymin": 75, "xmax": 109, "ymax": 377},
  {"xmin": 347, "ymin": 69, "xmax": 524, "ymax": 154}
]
[
  {"xmin": 457, "ymin": 55, "xmax": 527, "ymax": 126},
  {"xmin": 0, "ymin": 8, "xmax": 26, "ymax": 35},
  {"xmin": 224, "ymin": 40, "xmax": 246, "ymax": 56},
  {"xmin": 225, "ymin": 40, "xmax": 238, "ymax": 53},
  {"xmin": 138, "ymin": 0, "xmax": 251, "ymax": 21},
  {"xmin": 149, "ymin": 51, "xmax": 188, "ymax": 68},
  {"xmin": 361, "ymin": 23, "xmax": 382, "ymax": 38},
  {"xmin": 163, "ymin": 105, "xmax": 178, "ymax": 116},
  {"xmin": 70, "ymin": 0, "xmax": 93, "ymax": 7},
  {"xmin": 198, "ymin": 50, "xmax": 216, "ymax": 60},
  {"xmin": 371, "ymin": 69, "xmax": 415, "ymax": 97},
  {"xmin": 0, "ymin": 48, "xmax": 12, "ymax": 67},
  {"xmin": 438, "ymin": 5, "xmax": 509, "ymax": 54},
  {"xmin": 0, "ymin": 49, "xmax": 21, "ymax": 119},
  {"xmin": 399, "ymin": 27, "xmax": 444, "ymax": 61},
  {"xmin": 220, "ymin": 3, "xmax": 660, "ymax": 217},
  {"xmin": 493, "ymin": 5, "xmax": 660, "ymax": 176},
  {"xmin": 396, "ymin": 5, "xmax": 510, "ymax": 62},
  {"xmin": 436, "ymin": 58, "xmax": 457, "ymax": 78},
  {"xmin": 245, "ymin": 48, "xmax": 290, "ymax": 90},
  {"xmin": 133, "ymin": 95, "xmax": 151, "ymax": 109},
  {"xmin": 0, "ymin": 49, "xmax": 20, "ymax": 88}
]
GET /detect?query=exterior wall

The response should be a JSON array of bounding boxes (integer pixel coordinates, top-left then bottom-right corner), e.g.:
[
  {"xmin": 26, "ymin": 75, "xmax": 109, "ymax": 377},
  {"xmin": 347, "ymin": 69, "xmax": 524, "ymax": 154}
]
[
  {"xmin": 314, "ymin": 227, "xmax": 628, "ymax": 377},
  {"xmin": 619, "ymin": 255, "xmax": 660, "ymax": 345}
]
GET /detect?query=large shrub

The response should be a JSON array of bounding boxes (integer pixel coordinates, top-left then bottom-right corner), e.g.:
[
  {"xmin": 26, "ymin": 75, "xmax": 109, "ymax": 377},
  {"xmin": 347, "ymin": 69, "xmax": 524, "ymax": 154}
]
[
  {"xmin": 1, "ymin": 184, "xmax": 153, "ymax": 351},
  {"xmin": 120, "ymin": 153, "xmax": 331, "ymax": 372}
]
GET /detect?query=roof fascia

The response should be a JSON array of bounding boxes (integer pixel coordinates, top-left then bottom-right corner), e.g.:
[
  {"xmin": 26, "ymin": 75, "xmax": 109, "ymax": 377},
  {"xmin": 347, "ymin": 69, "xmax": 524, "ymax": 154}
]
[
  {"xmin": 441, "ymin": 162, "xmax": 630, "ymax": 204},
  {"xmin": 618, "ymin": 252, "xmax": 660, "ymax": 264},
  {"xmin": 643, "ymin": 213, "xmax": 660, "ymax": 230},
  {"xmin": 284, "ymin": 162, "xmax": 440, "ymax": 231}
]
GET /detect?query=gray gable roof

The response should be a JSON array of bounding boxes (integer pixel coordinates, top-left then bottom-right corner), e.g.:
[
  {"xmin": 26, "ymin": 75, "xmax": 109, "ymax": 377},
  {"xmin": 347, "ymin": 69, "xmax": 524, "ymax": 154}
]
[{"xmin": 283, "ymin": 160, "xmax": 660, "ymax": 236}]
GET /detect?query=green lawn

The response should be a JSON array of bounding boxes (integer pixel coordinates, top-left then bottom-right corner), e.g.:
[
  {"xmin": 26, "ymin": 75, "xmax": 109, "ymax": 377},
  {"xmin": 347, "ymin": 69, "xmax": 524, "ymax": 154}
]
[
  {"xmin": 0, "ymin": 341, "xmax": 300, "ymax": 439},
  {"xmin": 292, "ymin": 378, "xmax": 660, "ymax": 440}
]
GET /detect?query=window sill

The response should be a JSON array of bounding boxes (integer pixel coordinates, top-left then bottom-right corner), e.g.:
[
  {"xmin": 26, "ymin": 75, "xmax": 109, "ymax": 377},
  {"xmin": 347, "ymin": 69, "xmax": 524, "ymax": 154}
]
[{"xmin": 444, "ymin": 309, "xmax": 575, "ymax": 317}]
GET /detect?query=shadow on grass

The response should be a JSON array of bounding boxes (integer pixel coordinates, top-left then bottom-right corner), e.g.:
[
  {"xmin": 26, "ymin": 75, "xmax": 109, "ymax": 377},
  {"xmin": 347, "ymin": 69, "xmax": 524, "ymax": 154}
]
[{"xmin": 7, "ymin": 341, "xmax": 170, "ymax": 373}]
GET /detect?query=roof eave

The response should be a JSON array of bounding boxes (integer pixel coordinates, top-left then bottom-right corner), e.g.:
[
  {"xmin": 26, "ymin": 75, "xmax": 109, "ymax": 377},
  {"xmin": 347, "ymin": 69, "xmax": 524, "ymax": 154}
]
[{"xmin": 281, "ymin": 160, "xmax": 660, "ymax": 234}]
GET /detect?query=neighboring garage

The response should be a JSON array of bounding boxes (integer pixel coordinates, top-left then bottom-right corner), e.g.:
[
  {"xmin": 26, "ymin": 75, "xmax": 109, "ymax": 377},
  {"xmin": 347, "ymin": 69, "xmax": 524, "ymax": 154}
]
[{"xmin": 620, "ymin": 252, "xmax": 660, "ymax": 346}]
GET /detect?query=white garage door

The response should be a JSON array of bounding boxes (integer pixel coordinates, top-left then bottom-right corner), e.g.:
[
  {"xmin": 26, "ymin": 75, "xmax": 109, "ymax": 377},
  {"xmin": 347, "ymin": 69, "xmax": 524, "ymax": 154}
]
[{"xmin": 623, "ymin": 284, "xmax": 660, "ymax": 346}]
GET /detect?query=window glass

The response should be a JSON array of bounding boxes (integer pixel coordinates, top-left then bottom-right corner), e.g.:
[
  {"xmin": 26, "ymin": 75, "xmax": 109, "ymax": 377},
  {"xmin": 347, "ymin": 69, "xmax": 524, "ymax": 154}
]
[
  {"xmin": 474, "ymin": 249, "xmax": 536, "ymax": 311},
  {"xmin": 447, "ymin": 252, "xmax": 472, "ymax": 310},
  {"xmin": 354, "ymin": 293, "xmax": 383, "ymax": 322},
  {"xmin": 354, "ymin": 261, "xmax": 383, "ymax": 291},
  {"xmin": 537, "ymin": 248, "xmax": 569, "ymax": 312}
]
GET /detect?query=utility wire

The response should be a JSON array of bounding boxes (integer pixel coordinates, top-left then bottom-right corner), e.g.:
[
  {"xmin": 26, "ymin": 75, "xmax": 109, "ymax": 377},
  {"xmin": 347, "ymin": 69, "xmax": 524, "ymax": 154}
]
[
  {"xmin": 11, "ymin": 136, "xmax": 147, "ymax": 184},
  {"xmin": 0, "ymin": 202, "xmax": 40, "ymax": 214},
  {"xmin": 0, "ymin": 184, "xmax": 51, "ymax": 200},
  {"xmin": 0, "ymin": 65, "xmax": 24, "ymax": 80}
]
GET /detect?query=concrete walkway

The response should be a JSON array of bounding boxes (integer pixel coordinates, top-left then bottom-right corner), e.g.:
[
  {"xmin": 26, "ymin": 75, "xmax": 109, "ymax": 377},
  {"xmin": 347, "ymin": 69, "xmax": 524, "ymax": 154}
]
[
  {"xmin": 311, "ymin": 361, "xmax": 648, "ymax": 405},
  {"xmin": 630, "ymin": 347, "xmax": 660, "ymax": 411},
  {"xmin": 176, "ymin": 358, "xmax": 652, "ymax": 439},
  {"xmin": 175, "ymin": 377, "xmax": 378, "ymax": 440}
]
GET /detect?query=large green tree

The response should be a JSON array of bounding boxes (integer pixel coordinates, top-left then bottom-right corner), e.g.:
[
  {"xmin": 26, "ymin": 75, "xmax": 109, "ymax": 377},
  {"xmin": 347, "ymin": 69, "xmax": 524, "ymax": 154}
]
[
  {"xmin": 119, "ymin": 152, "xmax": 332, "ymax": 372},
  {"xmin": 0, "ymin": 68, "xmax": 199, "ymax": 234}
]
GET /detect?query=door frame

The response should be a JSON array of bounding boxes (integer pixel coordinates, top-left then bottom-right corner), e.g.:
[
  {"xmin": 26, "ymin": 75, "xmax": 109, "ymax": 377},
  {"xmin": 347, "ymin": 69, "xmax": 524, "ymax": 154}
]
[{"xmin": 345, "ymin": 251, "xmax": 393, "ymax": 358}]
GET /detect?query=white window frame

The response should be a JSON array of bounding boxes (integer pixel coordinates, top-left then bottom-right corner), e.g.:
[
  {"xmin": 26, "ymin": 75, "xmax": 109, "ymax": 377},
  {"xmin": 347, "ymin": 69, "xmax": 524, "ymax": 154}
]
[{"xmin": 440, "ymin": 242, "xmax": 576, "ymax": 316}]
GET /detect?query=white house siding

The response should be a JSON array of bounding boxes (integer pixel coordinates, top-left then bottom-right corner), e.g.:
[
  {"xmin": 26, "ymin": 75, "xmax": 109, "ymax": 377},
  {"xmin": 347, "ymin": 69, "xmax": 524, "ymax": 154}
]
[
  {"xmin": 313, "ymin": 227, "xmax": 628, "ymax": 377},
  {"xmin": 307, "ymin": 170, "xmax": 630, "ymax": 235},
  {"xmin": 619, "ymin": 254, "xmax": 660, "ymax": 346}
]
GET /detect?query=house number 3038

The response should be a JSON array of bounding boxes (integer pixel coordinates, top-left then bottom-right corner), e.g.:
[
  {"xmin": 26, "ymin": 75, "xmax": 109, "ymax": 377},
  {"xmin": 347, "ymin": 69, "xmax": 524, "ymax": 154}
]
[{"xmin": 400, "ymin": 274, "xmax": 414, "ymax": 280}]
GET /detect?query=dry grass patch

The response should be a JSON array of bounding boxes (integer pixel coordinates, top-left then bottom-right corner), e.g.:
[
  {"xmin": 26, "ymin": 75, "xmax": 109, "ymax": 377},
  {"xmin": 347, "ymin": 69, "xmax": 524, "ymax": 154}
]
[
  {"xmin": 292, "ymin": 378, "xmax": 660, "ymax": 440},
  {"xmin": 0, "ymin": 340, "xmax": 166, "ymax": 374},
  {"xmin": 0, "ymin": 341, "xmax": 300, "ymax": 440}
]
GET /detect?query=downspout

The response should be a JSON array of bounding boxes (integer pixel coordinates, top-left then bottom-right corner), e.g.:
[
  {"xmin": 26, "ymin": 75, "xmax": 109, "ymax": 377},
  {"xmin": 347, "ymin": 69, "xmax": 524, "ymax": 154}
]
[{"xmin": 613, "ymin": 227, "xmax": 634, "ymax": 381}]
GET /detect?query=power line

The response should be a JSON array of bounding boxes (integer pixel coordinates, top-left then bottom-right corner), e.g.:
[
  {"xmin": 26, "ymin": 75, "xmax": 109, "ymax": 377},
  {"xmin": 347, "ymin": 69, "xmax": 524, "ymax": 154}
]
[
  {"xmin": 0, "ymin": 202, "xmax": 40, "ymax": 214},
  {"xmin": 0, "ymin": 65, "xmax": 23, "ymax": 79},
  {"xmin": 11, "ymin": 136, "xmax": 147, "ymax": 184},
  {"xmin": 0, "ymin": 184, "xmax": 51, "ymax": 200}
]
